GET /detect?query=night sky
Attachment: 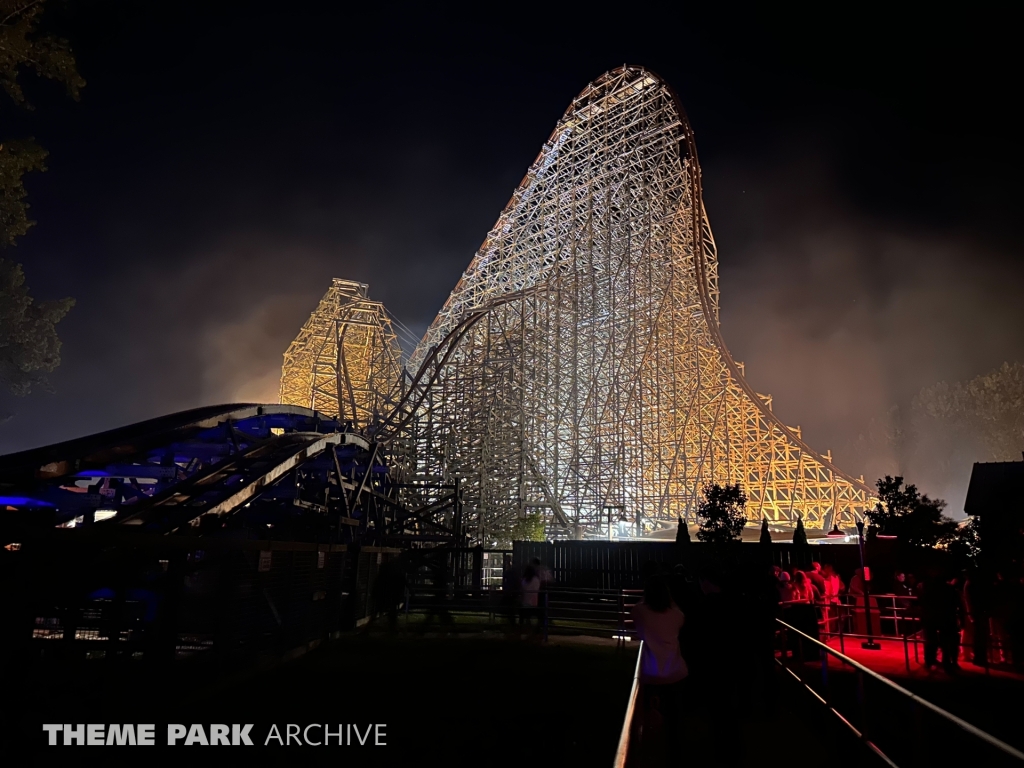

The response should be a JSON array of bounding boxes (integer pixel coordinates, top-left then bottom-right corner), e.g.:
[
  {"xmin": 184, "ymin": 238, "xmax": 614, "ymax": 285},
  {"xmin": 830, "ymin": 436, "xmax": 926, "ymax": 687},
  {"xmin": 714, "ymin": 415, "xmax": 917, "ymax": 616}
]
[{"xmin": 2, "ymin": 3, "xmax": 1021, "ymax": 513}]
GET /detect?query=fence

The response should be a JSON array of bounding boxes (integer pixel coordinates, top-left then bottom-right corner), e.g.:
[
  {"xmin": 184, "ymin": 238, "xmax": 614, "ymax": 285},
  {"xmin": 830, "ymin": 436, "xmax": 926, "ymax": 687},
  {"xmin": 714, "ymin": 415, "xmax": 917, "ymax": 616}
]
[
  {"xmin": 512, "ymin": 539, "xmax": 878, "ymax": 590},
  {"xmin": 613, "ymin": 642, "xmax": 643, "ymax": 768},
  {"xmin": 400, "ymin": 583, "xmax": 642, "ymax": 642},
  {"xmin": 796, "ymin": 592, "xmax": 1009, "ymax": 674},
  {"xmin": 480, "ymin": 550, "xmax": 507, "ymax": 588},
  {"xmin": 514, "ymin": 541, "xmax": 680, "ymax": 590},
  {"xmin": 3, "ymin": 529, "xmax": 401, "ymax": 668}
]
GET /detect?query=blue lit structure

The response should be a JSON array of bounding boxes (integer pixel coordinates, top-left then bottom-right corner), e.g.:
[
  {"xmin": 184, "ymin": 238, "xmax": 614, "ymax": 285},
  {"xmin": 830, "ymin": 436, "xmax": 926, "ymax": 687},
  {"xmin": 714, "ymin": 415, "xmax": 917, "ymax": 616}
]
[
  {"xmin": 0, "ymin": 405, "xmax": 462, "ymax": 663},
  {"xmin": 0, "ymin": 404, "xmax": 405, "ymax": 542}
]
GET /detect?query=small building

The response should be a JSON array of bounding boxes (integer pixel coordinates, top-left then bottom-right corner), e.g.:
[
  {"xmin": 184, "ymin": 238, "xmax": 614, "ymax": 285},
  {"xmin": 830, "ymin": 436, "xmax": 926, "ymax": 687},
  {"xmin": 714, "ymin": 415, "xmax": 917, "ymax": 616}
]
[{"xmin": 964, "ymin": 456, "xmax": 1024, "ymax": 567}]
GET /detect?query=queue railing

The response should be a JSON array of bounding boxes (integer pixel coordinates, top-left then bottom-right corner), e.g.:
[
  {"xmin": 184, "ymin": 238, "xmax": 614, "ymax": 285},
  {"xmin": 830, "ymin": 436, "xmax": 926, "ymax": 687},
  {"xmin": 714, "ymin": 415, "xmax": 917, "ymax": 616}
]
[
  {"xmin": 797, "ymin": 593, "xmax": 1001, "ymax": 673},
  {"xmin": 775, "ymin": 618, "xmax": 1024, "ymax": 766},
  {"xmin": 810, "ymin": 593, "xmax": 918, "ymax": 646},
  {"xmin": 399, "ymin": 584, "xmax": 643, "ymax": 643},
  {"xmin": 612, "ymin": 641, "xmax": 643, "ymax": 768}
]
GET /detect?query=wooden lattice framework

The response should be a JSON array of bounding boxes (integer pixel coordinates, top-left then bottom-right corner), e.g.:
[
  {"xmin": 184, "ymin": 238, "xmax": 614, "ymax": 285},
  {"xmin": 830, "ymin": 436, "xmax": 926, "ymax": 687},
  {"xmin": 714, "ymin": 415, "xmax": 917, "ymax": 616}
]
[
  {"xmin": 408, "ymin": 66, "xmax": 874, "ymax": 543},
  {"xmin": 280, "ymin": 279, "xmax": 403, "ymax": 429}
]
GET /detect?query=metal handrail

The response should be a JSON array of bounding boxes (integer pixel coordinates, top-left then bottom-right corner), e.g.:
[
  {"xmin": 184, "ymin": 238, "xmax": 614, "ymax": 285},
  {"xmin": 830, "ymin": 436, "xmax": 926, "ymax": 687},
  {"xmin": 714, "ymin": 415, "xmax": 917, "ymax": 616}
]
[
  {"xmin": 788, "ymin": 596, "xmax": 998, "ymax": 673},
  {"xmin": 776, "ymin": 618, "xmax": 1024, "ymax": 762},
  {"xmin": 399, "ymin": 585, "xmax": 641, "ymax": 641},
  {"xmin": 613, "ymin": 640, "xmax": 643, "ymax": 768}
]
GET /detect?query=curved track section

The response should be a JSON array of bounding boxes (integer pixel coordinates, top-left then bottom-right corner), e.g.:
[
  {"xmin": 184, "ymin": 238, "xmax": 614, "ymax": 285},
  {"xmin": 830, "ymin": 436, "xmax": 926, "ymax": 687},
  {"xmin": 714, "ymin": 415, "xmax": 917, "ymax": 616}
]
[
  {"xmin": 409, "ymin": 66, "xmax": 874, "ymax": 542},
  {"xmin": 0, "ymin": 405, "xmax": 400, "ymax": 543},
  {"xmin": 0, "ymin": 404, "xmax": 318, "ymax": 485}
]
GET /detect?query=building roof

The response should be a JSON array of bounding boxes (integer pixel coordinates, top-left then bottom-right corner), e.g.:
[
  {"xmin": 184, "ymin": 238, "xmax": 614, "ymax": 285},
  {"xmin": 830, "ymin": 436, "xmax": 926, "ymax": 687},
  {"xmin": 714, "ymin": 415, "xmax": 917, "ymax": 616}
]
[{"xmin": 964, "ymin": 458, "xmax": 1024, "ymax": 516}]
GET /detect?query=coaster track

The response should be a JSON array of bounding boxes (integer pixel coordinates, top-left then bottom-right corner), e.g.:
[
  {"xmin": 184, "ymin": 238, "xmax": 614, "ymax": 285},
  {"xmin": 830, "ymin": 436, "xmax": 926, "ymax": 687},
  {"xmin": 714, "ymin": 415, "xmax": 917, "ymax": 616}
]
[
  {"xmin": 0, "ymin": 68, "xmax": 876, "ymax": 549},
  {"xmin": 404, "ymin": 66, "xmax": 874, "ymax": 543}
]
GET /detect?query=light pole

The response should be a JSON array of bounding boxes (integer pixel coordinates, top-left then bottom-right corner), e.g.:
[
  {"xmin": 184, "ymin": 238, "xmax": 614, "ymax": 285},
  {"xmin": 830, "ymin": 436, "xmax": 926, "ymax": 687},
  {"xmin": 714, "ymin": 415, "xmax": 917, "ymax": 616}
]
[{"xmin": 856, "ymin": 520, "xmax": 880, "ymax": 650}]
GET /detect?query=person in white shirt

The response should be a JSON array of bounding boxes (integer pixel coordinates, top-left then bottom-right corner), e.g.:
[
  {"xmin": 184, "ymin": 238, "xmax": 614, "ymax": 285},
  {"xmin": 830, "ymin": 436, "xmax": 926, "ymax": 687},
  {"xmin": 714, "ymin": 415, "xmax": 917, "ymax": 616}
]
[
  {"xmin": 630, "ymin": 573, "xmax": 688, "ymax": 763},
  {"xmin": 519, "ymin": 561, "xmax": 542, "ymax": 634},
  {"xmin": 631, "ymin": 580, "xmax": 688, "ymax": 684},
  {"xmin": 521, "ymin": 565, "xmax": 541, "ymax": 607}
]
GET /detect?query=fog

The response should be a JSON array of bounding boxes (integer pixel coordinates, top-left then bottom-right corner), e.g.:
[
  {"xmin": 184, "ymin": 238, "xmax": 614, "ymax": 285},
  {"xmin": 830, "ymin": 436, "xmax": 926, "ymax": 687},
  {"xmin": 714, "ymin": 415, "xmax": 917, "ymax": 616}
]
[{"xmin": 709, "ymin": 148, "xmax": 1024, "ymax": 515}]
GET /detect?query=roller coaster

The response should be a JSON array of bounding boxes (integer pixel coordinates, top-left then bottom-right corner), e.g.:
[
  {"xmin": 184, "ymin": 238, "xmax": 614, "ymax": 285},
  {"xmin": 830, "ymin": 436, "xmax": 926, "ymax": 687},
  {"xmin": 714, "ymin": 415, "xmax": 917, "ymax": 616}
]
[
  {"xmin": 279, "ymin": 65, "xmax": 875, "ymax": 544},
  {"xmin": 3, "ymin": 67, "xmax": 877, "ymax": 548},
  {"xmin": 0, "ymin": 67, "xmax": 879, "ymax": 663}
]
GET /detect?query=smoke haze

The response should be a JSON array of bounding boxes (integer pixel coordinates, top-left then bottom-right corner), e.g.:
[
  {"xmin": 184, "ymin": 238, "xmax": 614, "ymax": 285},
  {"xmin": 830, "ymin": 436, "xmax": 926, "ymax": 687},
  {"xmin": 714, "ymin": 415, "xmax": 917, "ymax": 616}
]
[{"xmin": 710, "ymin": 147, "xmax": 1024, "ymax": 514}]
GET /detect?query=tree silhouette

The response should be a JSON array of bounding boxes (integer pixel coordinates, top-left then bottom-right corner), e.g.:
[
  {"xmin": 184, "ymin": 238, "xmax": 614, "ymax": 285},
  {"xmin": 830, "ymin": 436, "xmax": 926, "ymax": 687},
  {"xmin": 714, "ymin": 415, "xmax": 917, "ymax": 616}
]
[
  {"xmin": 696, "ymin": 483, "xmax": 747, "ymax": 545},
  {"xmin": 759, "ymin": 518, "xmax": 772, "ymax": 545},
  {"xmin": 0, "ymin": 1, "xmax": 81, "ymax": 400},
  {"xmin": 866, "ymin": 475, "xmax": 956, "ymax": 548},
  {"xmin": 675, "ymin": 515, "xmax": 690, "ymax": 543},
  {"xmin": 0, "ymin": 260, "xmax": 73, "ymax": 395},
  {"xmin": 945, "ymin": 517, "xmax": 982, "ymax": 570},
  {"xmin": 793, "ymin": 514, "xmax": 808, "ymax": 547}
]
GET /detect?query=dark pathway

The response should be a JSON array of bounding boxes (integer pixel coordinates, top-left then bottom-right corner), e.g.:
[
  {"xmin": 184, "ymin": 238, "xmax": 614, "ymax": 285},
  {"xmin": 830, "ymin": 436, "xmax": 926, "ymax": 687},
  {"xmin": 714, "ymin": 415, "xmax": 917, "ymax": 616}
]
[{"xmin": 15, "ymin": 634, "xmax": 635, "ymax": 766}]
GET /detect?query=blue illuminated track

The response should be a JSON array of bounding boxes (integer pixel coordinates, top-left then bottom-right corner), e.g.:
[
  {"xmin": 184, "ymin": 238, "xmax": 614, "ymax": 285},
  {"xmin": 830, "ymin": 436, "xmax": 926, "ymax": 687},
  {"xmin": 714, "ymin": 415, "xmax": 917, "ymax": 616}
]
[{"xmin": 0, "ymin": 404, "xmax": 396, "ymax": 541}]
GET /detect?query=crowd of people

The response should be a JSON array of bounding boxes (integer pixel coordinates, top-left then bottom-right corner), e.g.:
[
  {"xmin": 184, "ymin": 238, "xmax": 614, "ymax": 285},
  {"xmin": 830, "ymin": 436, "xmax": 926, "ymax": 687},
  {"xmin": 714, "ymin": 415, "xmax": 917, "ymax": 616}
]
[
  {"xmin": 773, "ymin": 561, "xmax": 843, "ymax": 604},
  {"xmin": 930, "ymin": 569, "xmax": 1024, "ymax": 672},
  {"xmin": 621, "ymin": 559, "xmax": 1024, "ymax": 757},
  {"xmin": 483, "ymin": 553, "xmax": 1024, "ymax": 678},
  {"xmin": 623, "ymin": 559, "xmax": 1022, "ymax": 762},
  {"xmin": 768, "ymin": 560, "xmax": 1024, "ymax": 674}
]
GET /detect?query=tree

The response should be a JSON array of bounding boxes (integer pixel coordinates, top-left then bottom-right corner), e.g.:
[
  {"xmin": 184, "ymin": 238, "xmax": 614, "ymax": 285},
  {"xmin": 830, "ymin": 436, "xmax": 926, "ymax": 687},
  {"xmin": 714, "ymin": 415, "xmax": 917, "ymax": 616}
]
[
  {"xmin": 793, "ymin": 514, "xmax": 808, "ymax": 547},
  {"xmin": 914, "ymin": 362, "xmax": 1024, "ymax": 462},
  {"xmin": 944, "ymin": 517, "xmax": 982, "ymax": 571},
  {"xmin": 696, "ymin": 483, "xmax": 747, "ymax": 545},
  {"xmin": 866, "ymin": 475, "xmax": 957, "ymax": 548},
  {"xmin": 0, "ymin": 1, "xmax": 83, "ymax": 108},
  {"xmin": 0, "ymin": 258, "xmax": 71, "ymax": 394},
  {"xmin": 791, "ymin": 512, "xmax": 810, "ymax": 567},
  {"xmin": 759, "ymin": 518, "xmax": 772, "ymax": 545},
  {"xmin": 0, "ymin": 1, "xmax": 82, "ymax": 398},
  {"xmin": 675, "ymin": 515, "xmax": 690, "ymax": 544},
  {"xmin": 509, "ymin": 512, "xmax": 545, "ymax": 543},
  {"xmin": 0, "ymin": 138, "xmax": 47, "ymax": 247}
]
